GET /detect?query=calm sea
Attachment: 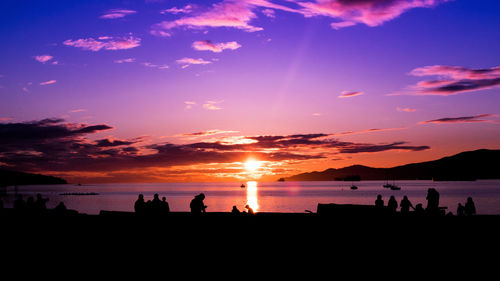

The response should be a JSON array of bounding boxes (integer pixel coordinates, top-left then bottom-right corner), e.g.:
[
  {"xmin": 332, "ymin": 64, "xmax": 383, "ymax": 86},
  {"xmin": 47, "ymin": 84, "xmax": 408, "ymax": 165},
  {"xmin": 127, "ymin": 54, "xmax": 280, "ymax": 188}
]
[{"xmin": 2, "ymin": 180, "xmax": 500, "ymax": 215}]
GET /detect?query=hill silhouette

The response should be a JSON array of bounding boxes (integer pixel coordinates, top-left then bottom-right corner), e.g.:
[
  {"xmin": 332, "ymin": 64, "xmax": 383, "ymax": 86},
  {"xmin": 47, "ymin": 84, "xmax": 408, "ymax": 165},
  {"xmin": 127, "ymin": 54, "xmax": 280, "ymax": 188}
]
[
  {"xmin": 285, "ymin": 149, "xmax": 500, "ymax": 181},
  {"xmin": 0, "ymin": 170, "xmax": 67, "ymax": 186}
]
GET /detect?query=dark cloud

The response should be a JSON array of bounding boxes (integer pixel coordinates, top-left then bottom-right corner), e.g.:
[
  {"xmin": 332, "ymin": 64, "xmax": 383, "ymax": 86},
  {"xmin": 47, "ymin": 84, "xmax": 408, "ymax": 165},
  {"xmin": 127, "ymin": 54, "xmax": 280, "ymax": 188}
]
[
  {"xmin": 0, "ymin": 119, "xmax": 430, "ymax": 178},
  {"xmin": 420, "ymin": 114, "xmax": 496, "ymax": 124},
  {"xmin": 407, "ymin": 65, "xmax": 500, "ymax": 96}
]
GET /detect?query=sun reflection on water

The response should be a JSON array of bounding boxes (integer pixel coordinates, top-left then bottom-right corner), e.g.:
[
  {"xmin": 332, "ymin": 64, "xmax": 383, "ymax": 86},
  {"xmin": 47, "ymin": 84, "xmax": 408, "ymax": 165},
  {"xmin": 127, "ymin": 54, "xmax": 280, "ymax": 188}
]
[{"xmin": 246, "ymin": 181, "xmax": 259, "ymax": 213}]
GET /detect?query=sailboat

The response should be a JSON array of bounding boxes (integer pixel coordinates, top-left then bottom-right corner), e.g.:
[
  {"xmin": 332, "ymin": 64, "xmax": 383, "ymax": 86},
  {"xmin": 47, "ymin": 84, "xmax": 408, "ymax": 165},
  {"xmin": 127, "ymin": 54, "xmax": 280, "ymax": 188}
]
[{"xmin": 383, "ymin": 177, "xmax": 401, "ymax": 190}]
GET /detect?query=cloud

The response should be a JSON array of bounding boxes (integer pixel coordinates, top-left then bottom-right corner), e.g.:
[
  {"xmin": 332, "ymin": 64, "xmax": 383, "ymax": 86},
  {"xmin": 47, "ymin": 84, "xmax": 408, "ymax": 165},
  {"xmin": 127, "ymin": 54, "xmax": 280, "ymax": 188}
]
[
  {"xmin": 404, "ymin": 65, "xmax": 500, "ymax": 96},
  {"xmin": 40, "ymin": 80, "xmax": 56, "ymax": 86},
  {"xmin": 142, "ymin": 62, "xmax": 169, "ymax": 69},
  {"xmin": 339, "ymin": 91, "xmax": 364, "ymax": 98},
  {"xmin": 261, "ymin": 8, "xmax": 276, "ymax": 18},
  {"xmin": 114, "ymin": 58, "xmax": 136, "ymax": 63},
  {"xmin": 299, "ymin": 0, "xmax": 449, "ymax": 29},
  {"xmin": 0, "ymin": 119, "xmax": 430, "ymax": 182},
  {"xmin": 34, "ymin": 55, "xmax": 53, "ymax": 63},
  {"xmin": 161, "ymin": 5, "xmax": 195, "ymax": 14},
  {"xmin": 397, "ymin": 107, "xmax": 416, "ymax": 112},
  {"xmin": 100, "ymin": 9, "xmax": 136, "ymax": 19},
  {"xmin": 419, "ymin": 114, "xmax": 498, "ymax": 124},
  {"xmin": 182, "ymin": 130, "xmax": 239, "ymax": 137},
  {"xmin": 63, "ymin": 36, "xmax": 141, "ymax": 51},
  {"xmin": 0, "ymin": 117, "xmax": 13, "ymax": 122},
  {"xmin": 330, "ymin": 127, "xmax": 408, "ymax": 136},
  {"xmin": 192, "ymin": 40, "xmax": 242, "ymax": 52},
  {"xmin": 151, "ymin": 0, "xmax": 264, "ymax": 33},
  {"xmin": 69, "ymin": 109, "xmax": 87, "ymax": 113},
  {"xmin": 176, "ymin": 57, "xmax": 212, "ymax": 68},
  {"xmin": 185, "ymin": 101, "xmax": 196, "ymax": 109},
  {"xmin": 203, "ymin": 101, "xmax": 223, "ymax": 110}
]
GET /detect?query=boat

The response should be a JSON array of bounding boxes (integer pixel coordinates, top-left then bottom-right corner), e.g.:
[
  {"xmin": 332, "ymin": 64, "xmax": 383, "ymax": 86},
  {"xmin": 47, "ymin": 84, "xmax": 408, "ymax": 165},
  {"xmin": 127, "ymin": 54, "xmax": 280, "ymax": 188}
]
[
  {"xmin": 389, "ymin": 185, "xmax": 401, "ymax": 190},
  {"xmin": 350, "ymin": 185, "xmax": 358, "ymax": 190},
  {"xmin": 277, "ymin": 178, "xmax": 285, "ymax": 182},
  {"xmin": 240, "ymin": 184, "xmax": 246, "ymax": 188}
]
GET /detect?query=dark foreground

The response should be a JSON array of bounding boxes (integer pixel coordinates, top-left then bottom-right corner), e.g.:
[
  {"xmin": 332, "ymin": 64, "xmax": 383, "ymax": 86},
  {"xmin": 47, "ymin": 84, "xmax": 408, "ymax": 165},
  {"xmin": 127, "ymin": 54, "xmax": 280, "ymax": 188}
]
[{"xmin": 2, "ymin": 207, "xmax": 500, "ymax": 272}]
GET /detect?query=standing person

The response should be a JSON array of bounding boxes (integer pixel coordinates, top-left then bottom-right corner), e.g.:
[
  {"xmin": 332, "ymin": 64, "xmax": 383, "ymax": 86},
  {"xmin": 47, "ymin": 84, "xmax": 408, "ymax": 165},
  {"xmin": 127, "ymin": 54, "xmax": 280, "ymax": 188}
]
[
  {"xmin": 190, "ymin": 193, "xmax": 207, "ymax": 214},
  {"xmin": 161, "ymin": 196, "xmax": 170, "ymax": 214},
  {"xmin": 426, "ymin": 188, "xmax": 440, "ymax": 214},
  {"xmin": 134, "ymin": 194, "xmax": 146, "ymax": 214},
  {"xmin": 457, "ymin": 203, "xmax": 465, "ymax": 216},
  {"xmin": 375, "ymin": 194, "xmax": 384, "ymax": 209},
  {"xmin": 387, "ymin": 196, "xmax": 398, "ymax": 213},
  {"xmin": 400, "ymin": 196, "xmax": 414, "ymax": 214},
  {"xmin": 464, "ymin": 197, "xmax": 476, "ymax": 216}
]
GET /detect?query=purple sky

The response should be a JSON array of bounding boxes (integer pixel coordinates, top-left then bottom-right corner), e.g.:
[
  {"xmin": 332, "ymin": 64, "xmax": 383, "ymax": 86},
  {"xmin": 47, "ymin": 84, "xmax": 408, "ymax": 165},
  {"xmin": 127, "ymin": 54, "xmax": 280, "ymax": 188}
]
[{"xmin": 1, "ymin": 0, "xmax": 500, "ymax": 182}]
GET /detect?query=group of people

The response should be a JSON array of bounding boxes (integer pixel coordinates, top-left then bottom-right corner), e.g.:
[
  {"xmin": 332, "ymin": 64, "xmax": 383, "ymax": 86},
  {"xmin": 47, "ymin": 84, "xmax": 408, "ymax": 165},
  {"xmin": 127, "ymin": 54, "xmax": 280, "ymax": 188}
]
[
  {"xmin": 0, "ymin": 193, "xmax": 69, "ymax": 215},
  {"xmin": 134, "ymin": 193, "xmax": 170, "ymax": 215},
  {"xmin": 374, "ymin": 188, "xmax": 476, "ymax": 216},
  {"xmin": 134, "ymin": 193, "xmax": 257, "ymax": 215}
]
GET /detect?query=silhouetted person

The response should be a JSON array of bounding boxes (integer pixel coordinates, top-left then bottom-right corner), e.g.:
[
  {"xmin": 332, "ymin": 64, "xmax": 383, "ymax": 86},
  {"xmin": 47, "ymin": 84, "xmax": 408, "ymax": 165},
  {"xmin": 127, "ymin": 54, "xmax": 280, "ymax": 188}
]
[
  {"xmin": 14, "ymin": 195, "xmax": 25, "ymax": 210},
  {"xmin": 161, "ymin": 196, "xmax": 170, "ymax": 214},
  {"xmin": 464, "ymin": 197, "xmax": 476, "ymax": 216},
  {"xmin": 375, "ymin": 194, "xmax": 384, "ymax": 209},
  {"xmin": 231, "ymin": 206, "xmax": 240, "ymax": 214},
  {"xmin": 55, "ymin": 202, "xmax": 67, "ymax": 214},
  {"xmin": 151, "ymin": 193, "xmax": 162, "ymax": 212},
  {"xmin": 245, "ymin": 204, "xmax": 254, "ymax": 215},
  {"xmin": 400, "ymin": 196, "xmax": 414, "ymax": 214},
  {"xmin": 0, "ymin": 199, "xmax": 3, "ymax": 210},
  {"xmin": 35, "ymin": 193, "xmax": 48, "ymax": 211},
  {"xmin": 190, "ymin": 193, "xmax": 207, "ymax": 214},
  {"xmin": 387, "ymin": 196, "xmax": 398, "ymax": 212},
  {"xmin": 457, "ymin": 203, "xmax": 465, "ymax": 216},
  {"xmin": 426, "ymin": 188, "xmax": 440, "ymax": 214},
  {"xmin": 134, "ymin": 194, "xmax": 146, "ymax": 214},
  {"xmin": 414, "ymin": 203, "xmax": 424, "ymax": 214}
]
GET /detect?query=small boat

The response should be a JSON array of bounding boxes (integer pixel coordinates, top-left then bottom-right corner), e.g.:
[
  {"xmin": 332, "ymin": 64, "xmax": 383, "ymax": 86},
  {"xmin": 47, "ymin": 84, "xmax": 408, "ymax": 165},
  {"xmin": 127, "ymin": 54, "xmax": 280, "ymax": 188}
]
[
  {"xmin": 277, "ymin": 178, "xmax": 285, "ymax": 182},
  {"xmin": 390, "ymin": 185, "xmax": 401, "ymax": 191},
  {"xmin": 350, "ymin": 185, "xmax": 358, "ymax": 190},
  {"xmin": 240, "ymin": 184, "xmax": 246, "ymax": 188}
]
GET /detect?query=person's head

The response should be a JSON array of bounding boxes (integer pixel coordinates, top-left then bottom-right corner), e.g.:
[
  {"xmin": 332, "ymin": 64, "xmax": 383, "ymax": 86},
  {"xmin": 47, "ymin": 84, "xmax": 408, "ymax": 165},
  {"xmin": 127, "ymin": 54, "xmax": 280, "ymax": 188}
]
[
  {"xmin": 196, "ymin": 193, "xmax": 205, "ymax": 200},
  {"xmin": 390, "ymin": 195, "xmax": 395, "ymax": 200},
  {"xmin": 162, "ymin": 197, "xmax": 166, "ymax": 201},
  {"xmin": 154, "ymin": 193, "xmax": 159, "ymax": 200},
  {"xmin": 377, "ymin": 194, "xmax": 382, "ymax": 200},
  {"xmin": 467, "ymin": 197, "xmax": 473, "ymax": 202},
  {"xmin": 138, "ymin": 194, "xmax": 144, "ymax": 200},
  {"xmin": 403, "ymin": 196, "xmax": 408, "ymax": 200}
]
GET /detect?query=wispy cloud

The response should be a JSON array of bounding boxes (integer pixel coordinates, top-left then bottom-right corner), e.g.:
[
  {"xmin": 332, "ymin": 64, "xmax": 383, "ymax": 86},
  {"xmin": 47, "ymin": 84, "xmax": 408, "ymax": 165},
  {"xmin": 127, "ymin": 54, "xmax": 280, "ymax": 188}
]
[
  {"xmin": 203, "ymin": 100, "xmax": 223, "ymax": 110},
  {"xmin": 100, "ymin": 9, "xmax": 136, "ymax": 19},
  {"xmin": 339, "ymin": 91, "xmax": 364, "ymax": 98},
  {"xmin": 300, "ymin": 0, "xmax": 449, "ymax": 29},
  {"xmin": 114, "ymin": 58, "xmax": 136, "ymax": 63},
  {"xmin": 397, "ymin": 107, "xmax": 417, "ymax": 112},
  {"xmin": 397, "ymin": 65, "xmax": 500, "ymax": 96},
  {"xmin": 40, "ymin": 80, "xmax": 56, "ymax": 86},
  {"xmin": 34, "ymin": 55, "xmax": 53, "ymax": 63},
  {"xmin": 63, "ymin": 36, "xmax": 141, "ymax": 51},
  {"xmin": 419, "ymin": 114, "xmax": 499, "ymax": 124},
  {"xmin": 192, "ymin": 40, "xmax": 242, "ymax": 53},
  {"xmin": 180, "ymin": 129, "xmax": 239, "ymax": 137},
  {"xmin": 69, "ymin": 109, "xmax": 87, "ymax": 113},
  {"xmin": 0, "ymin": 117, "xmax": 13, "ymax": 122},
  {"xmin": 185, "ymin": 101, "xmax": 196, "ymax": 109},
  {"xmin": 142, "ymin": 62, "xmax": 169, "ymax": 69},
  {"xmin": 161, "ymin": 5, "xmax": 195, "ymax": 15},
  {"xmin": 177, "ymin": 57, "xmax": 212, "ymax": 68}
]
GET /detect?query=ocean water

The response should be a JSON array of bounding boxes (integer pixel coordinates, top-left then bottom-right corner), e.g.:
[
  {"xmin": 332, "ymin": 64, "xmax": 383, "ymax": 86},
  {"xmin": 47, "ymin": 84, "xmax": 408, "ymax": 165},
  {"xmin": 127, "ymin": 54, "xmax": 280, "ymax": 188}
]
[{"xmin": 2, "ymin": 180, "xmax": 500, "ymax": 215}]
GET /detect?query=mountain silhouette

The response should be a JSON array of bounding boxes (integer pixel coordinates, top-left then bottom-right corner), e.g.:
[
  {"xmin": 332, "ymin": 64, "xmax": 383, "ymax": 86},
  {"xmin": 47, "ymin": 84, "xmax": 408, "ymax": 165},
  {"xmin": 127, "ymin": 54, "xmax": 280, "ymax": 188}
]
[
  {"xmin": 285, "ymin": 149, "xmax": 500, "ymax": 181},
  {"xmin": 0, "ymin": 169, "xmax": 67, "ymax": 186}
]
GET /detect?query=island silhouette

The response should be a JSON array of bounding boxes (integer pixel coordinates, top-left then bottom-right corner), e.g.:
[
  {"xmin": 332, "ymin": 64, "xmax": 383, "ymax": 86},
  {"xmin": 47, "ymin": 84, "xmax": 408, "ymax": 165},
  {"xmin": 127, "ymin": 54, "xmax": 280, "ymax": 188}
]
[{"xmin": 284, "ymin": 149, "xmax": 500, "ymax": 181}]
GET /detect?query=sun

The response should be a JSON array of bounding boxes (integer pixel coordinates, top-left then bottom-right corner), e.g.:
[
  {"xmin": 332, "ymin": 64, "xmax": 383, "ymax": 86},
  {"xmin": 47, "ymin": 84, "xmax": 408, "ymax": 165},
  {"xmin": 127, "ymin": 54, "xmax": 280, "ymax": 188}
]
[{"xmin": 244, "ymin": 159, "xmax": 261, "ymax": 172}]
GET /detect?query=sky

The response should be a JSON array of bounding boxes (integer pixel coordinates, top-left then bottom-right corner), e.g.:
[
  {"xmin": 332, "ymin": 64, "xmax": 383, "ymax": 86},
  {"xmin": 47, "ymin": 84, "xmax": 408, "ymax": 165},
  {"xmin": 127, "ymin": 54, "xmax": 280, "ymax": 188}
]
[{"xmin": 1, "ymin": 0, "xmax": 500, "ymax": 183}]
